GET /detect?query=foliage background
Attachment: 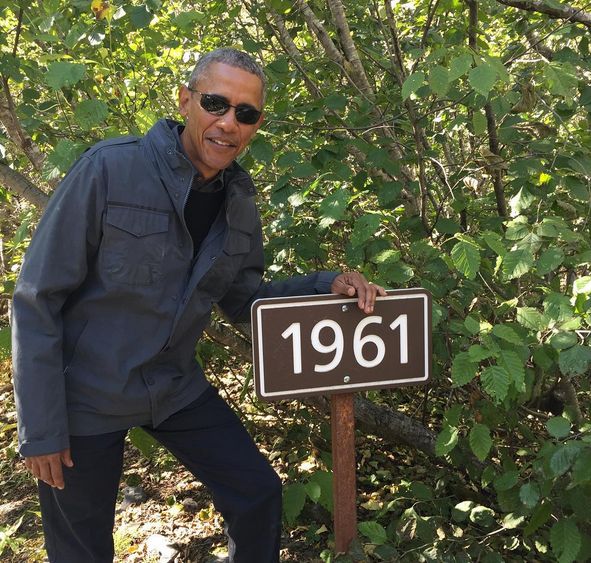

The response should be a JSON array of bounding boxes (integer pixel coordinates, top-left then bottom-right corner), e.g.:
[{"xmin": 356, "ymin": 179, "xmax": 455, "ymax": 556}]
[{"xmin": 0, "ymin": 0, "xmax": 590, "ymax": 561}]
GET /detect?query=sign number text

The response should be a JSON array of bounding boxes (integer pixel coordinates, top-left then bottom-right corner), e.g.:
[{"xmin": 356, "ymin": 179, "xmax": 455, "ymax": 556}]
[{"xmin": 281, "ymin": 314, "xmax": 408, "ymax": 375}]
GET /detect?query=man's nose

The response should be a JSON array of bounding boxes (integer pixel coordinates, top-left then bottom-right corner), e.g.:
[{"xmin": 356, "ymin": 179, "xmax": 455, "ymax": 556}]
[{"xmin": 216, "ymin": 108, "xmax": 240, "ymax": 130}]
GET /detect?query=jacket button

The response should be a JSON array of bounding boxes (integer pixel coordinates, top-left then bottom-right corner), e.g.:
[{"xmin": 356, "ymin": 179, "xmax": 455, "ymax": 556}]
[
  {"xmin": 172, "ymin": 295, "xmax": 177, "ymax": 301},
  {"xmin": 146, "ymin": 376, "xmax": 155, "ymax": 385},
  {"xmin": 174, "ymin": 193, "xmax": 179, "ymax": 199}
]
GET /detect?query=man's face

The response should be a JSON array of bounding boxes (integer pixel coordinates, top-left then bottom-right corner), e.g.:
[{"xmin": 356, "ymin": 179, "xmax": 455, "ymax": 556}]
[{"xmin": 178, "ymin": 62, "xmax": 264, "ymax": 180}]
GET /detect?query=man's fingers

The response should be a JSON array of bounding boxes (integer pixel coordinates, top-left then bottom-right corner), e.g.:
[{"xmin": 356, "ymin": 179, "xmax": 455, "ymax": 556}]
[
  {"xmin": 61, "ymin": 448, "xmax": 74, "ymax": 468},
  {"xmin": 37, "ymin": 460, "xmax": 54, "ymax": 487},
  {"xmin": 331, "ymin": 273, "xmax": 386, "ymax": 314},
  {"xmin": 49, "ymin": 458, "xmax": 65, "ymax": 490},
  {"xmin": 24, "ymin": 451, "xmax": 70, "ymax": 489}
]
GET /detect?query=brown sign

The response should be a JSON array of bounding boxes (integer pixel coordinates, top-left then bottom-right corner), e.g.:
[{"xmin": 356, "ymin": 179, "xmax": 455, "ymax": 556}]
[{"xmin": 251, "ymin": 288, "xmax": 431, "ymax": 401}]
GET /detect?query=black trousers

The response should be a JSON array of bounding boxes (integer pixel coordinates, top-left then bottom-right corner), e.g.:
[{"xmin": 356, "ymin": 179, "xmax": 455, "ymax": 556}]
[{"xmin": 38, "ymin": 387, "xmax": 282, "ymax": 563}]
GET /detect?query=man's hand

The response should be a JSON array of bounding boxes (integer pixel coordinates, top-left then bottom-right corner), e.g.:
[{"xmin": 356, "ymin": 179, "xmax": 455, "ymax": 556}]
[
  {"xmin": 24, "ymin": 449, "xmax": 73, "ymax": 490},
  {"xmin": 331, "ymin": 272, "xmax": 387, "ymax": 314}
]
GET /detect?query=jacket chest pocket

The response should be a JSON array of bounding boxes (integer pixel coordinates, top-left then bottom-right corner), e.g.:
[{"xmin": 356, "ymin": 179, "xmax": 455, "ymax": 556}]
[
  {"xmin": 198, "ymin": 229, "xmax": 252, "ymax": 300},
  {"xmin": 101, "ymin": 205, "xmax": 170, "ymax": 285}
]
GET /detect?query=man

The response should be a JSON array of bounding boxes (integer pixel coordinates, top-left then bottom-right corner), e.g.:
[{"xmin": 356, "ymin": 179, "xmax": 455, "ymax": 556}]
[{"xmin": 12, "ymin": 48, "xmax": 385, "ymax": 562}]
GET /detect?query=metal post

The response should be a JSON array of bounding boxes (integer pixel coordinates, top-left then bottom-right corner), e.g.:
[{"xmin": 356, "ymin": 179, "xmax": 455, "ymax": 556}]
[{"xmin": 331, "ymin": 392, "xmax": 357, "ymax": 554}]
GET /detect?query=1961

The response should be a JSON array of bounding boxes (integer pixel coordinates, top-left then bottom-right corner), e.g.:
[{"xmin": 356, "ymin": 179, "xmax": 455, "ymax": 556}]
[{"xmin": 281, "ymin": 314, "xmax": 408, "ymax": 375}]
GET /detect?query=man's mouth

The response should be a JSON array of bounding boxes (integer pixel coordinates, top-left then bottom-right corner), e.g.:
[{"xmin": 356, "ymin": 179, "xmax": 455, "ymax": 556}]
[{"xmin": 208, "ymin": 138, "xmax": 236, "ymax": 148}]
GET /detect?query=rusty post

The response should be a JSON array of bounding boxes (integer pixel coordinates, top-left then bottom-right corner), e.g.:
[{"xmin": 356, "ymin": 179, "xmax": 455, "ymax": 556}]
[{"xmin": 331, "ymin": 392, "xmax": 357, "ymax": 554}]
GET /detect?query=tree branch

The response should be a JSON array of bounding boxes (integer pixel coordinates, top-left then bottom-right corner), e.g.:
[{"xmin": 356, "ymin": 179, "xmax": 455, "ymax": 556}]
[
  {"xmin": 495, "ymin": 0, "xmax": 591, "ymax": 28},
  {"xmin": 0, "ymin": 80, "xmax": 46, "ymax": 172},
  {"xmin": 326, "ymin": 0, "xmax": 375, "ymax": 98},
  {"xmin": 0, "ymin": 164, "xmax": 49, "ymax": 208},
  {"xmin": 466, "ymin": 0, "xmax": 507, "ymax": 218},
  {"xmin": 292, "ymin": 0, "xmax": 346, "ymax": 68},
  {"xmin": 267, "ymin": 8, "xmax": 324, "ymax": 98}
]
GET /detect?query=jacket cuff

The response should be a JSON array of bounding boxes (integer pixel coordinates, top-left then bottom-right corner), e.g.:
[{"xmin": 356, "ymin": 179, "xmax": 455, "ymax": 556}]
[
  {"xmin": 19, "ymin": 434, "xmax": 70, "ymax": 458},
  {"xmin": 314, "ymin": 271, "xmax": 340, "ymax": 294}
]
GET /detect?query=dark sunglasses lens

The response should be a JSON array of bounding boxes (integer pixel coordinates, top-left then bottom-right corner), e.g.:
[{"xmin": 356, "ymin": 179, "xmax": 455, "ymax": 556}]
[
  {"xmin": 200, "ymin": 94, "xmax": 229, "ymax": 115},
  {"xmin": 235, "ymin": 106, "xmax": 261, "ymax": 125}
]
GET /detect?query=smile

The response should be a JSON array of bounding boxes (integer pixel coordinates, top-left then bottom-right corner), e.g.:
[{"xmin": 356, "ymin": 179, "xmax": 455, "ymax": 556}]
[{"xmin": 208, "ymin": 138, "xmax": 236, "ymax": 147}]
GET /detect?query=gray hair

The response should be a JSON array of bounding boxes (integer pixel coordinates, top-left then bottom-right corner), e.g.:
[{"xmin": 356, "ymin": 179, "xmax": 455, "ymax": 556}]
[{"xmin": 188, "ymin": 48, "xmax": 266, "ymax": 105}]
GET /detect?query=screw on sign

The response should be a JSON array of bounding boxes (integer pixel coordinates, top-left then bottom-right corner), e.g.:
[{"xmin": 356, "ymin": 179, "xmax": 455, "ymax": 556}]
[{"xmin": 251, "ymin": 288, "xmax": 432, "ymax": 554}]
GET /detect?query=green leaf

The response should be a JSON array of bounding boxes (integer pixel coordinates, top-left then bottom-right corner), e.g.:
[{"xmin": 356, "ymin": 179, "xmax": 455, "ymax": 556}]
[
  {"xmin": 502, "ymin": 513, "xmax": 525, "ymax": 529},
  {"xmin": 574, "ymin": 276, "xmax": 591, "ymax": 295},
  {"xmin": 469, "ymin": 505, "xmax": 495, "ymax": 527},
  {"xmin": 351, "ymin": 214, "xmax": 381, "ymax": 248},
  {"xmin": 452, "ymin": 500, "xmax": 475, "ymax": 522},
  {"xmin": 482, "ymin": 230, "xmax": 507, "ymax": 256},
  {"xmin": 519, "ymin": 483, "xmax": 540, "ymax": 508},
  {"xmin": 550, "ymin": 518, "xmax": 581, "ymax": 563},
  {"xmin": 492, "ymin": 324, "xmax": 521, "ymax": 345},
  {"xmin": 550, "ymin": 443, "xmax": 579, "ymax": 477},
  {"xmin": 516, "ymin": 307, "xmax": 547, "ymax": 331},
  {"xmin": 0, "ymin": 326, "xmax": 11, "ymax": 359},
  {"xmin": 502, "ymin": 248, "xmax": 534, "ymax": 280},
  {"xmin": 435, "ymin": 425, "xmax": 459, "ymax": 456},
  {"xmin": 318, "ymin": 188, "xmax": 350, "ymax": 228},
  {"xmin": 45, "ymin": 62, "xmax": 86, "ymax": 90},
  {"xmin": 505, "ymin": 216, "xmax": 530, "ymax": 240},
  {"xmin": 283, "ymin": 483, "xmax": 307, "ymax": 525},
  {"xmin": 559, "ymin": 345, "xmax": 591, "ymax": 377},
  {"xmin": 544, "ymin": 293, "xmax": 573, "ymax": 323},
  {"xmin": 292, "ymin": 162, "xmax": 316, "ymax": 178},
  {"xmin": 308, "ymin": 470, "xmax": 333, "ymax": 513},
  {"xmin": 324, "ymin": 93, "xmax": 348, "ymax": 110},
  {"xmin": 550, "ymin": 332, "xmax": 578, "ymax": 350},
  {"xmin": 464, "ymin": 315, "xmax": 481, "ymax": 335},
  {"xmin": 304, "ymin": 480, "xmax": 321, "ymax": 502},
  {"xmin": 74, "ymin": 99, "xmax": 108, "ymax": 130},
  {"xmin": 429, "ymin": 65, "xmax": 449, "ymax": 96},
  {"xmin": 358, "ymin": 521, "xmax": 388, "ymax": 545},
  {"xmin": 472, "ymin": 111, "xmax": 487, "ymax": 135},
  {"xmin": 468, "ymin": 63, "xmax": 497, "ymax": 97},
  {"xmin": 494, "ymin": 471, "xmax": 519, "ymax": 492},
  {"xmin": 498, "ymin": 349, "xmax": 525, "ymax": 393},
  {"xmin": 537, "ymin": 248, "xmax": 564, "ymax": 275},
  {"xmin": 469, "ymin": 423, "xmax": 492, "ymax": 461},
  {"xmin": 546, "ymin": 416, "xmax": 571, "ymax": 439},
  {"xmin": 525, "ymin": 501, "xmax": 552, "ymax": 536},
  {"xmin": 373, "ymin": 249, "xmax": 400, "ymax": 264},
  {"xmin": 46, "ymin": 139, "xmax": 86, "ymax": 175},
  {"xmin": 481, "ymin": 365, "xmax": 510, "ymax": 402},
  {"xmin": 571, "ymin": 448, "xmax": 591, "ymax": 486},
  {"xmin": 127, "ymin": 5, "xmax": 152, "ymax": 28},
  {"xmin": 128, "ymin": 427, "xmax": 160, "ymax": 459},
  {"xmin": 544, "ymin": 63, "xmax": 579, "ymax": 102},
  {"xmin": 449, "ymin": 53, "xmax": 473, "ymax": 80},
  {"xmin": 249, "ymin": 137, "xmax": 274, "ymax": 163},
  {"xmin": 451, "ymin": 352, "xmax": 478, "ymax": 386},
  {"xmin": 402, "ymin": 71, "xmax": 425, "ymax": 100},
  {"xmin": 451, "ymin": 239, "xmax": 480, "ymax": 279},
  {"xmin": 468, "ymin": 344, "xmax": 495, "ymax": 362},
  {"xmin": 134, "ymin": 108, "xmax": 159, "ymax": 134},
  {"xmin": 410, "ymin": 482, "xmax": 433, "ymax": 500}
]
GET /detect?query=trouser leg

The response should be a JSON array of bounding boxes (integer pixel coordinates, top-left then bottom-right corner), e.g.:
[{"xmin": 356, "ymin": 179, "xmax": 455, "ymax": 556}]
[
  {"xmin": 39, "ymin": 430, "xmax": 126, "ymax": 563},
  {"xmin": 145, "ymin": 386, "xmax": 282, "ymax": 563}
]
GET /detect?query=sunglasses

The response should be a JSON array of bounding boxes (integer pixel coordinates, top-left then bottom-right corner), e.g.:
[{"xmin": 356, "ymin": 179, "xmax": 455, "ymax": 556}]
[{"xmin": 187, "ymin": 87, "xmax": 262, "ymax": 125}]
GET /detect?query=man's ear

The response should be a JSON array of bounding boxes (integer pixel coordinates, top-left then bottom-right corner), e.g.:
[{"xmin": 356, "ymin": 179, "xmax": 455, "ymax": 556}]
[
  {"xmin": 178, "ymin": 85, "xmax": 191, "ymax": 117},
  {"xmin": 253, "ymin": 112, "xmax": 265, "ymax": 132}
]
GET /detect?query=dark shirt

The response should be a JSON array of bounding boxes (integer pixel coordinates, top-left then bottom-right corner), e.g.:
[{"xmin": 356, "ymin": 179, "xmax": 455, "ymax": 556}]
[{"xmin": 174, "ymin": 125, "xmax": 226, "ymax": 255}]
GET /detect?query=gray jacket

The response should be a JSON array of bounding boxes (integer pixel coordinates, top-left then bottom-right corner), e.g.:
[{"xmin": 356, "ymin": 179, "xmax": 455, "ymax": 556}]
[{"xmin": 12, "ymin": 119, "xmax": 336, "ymax": 457}]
